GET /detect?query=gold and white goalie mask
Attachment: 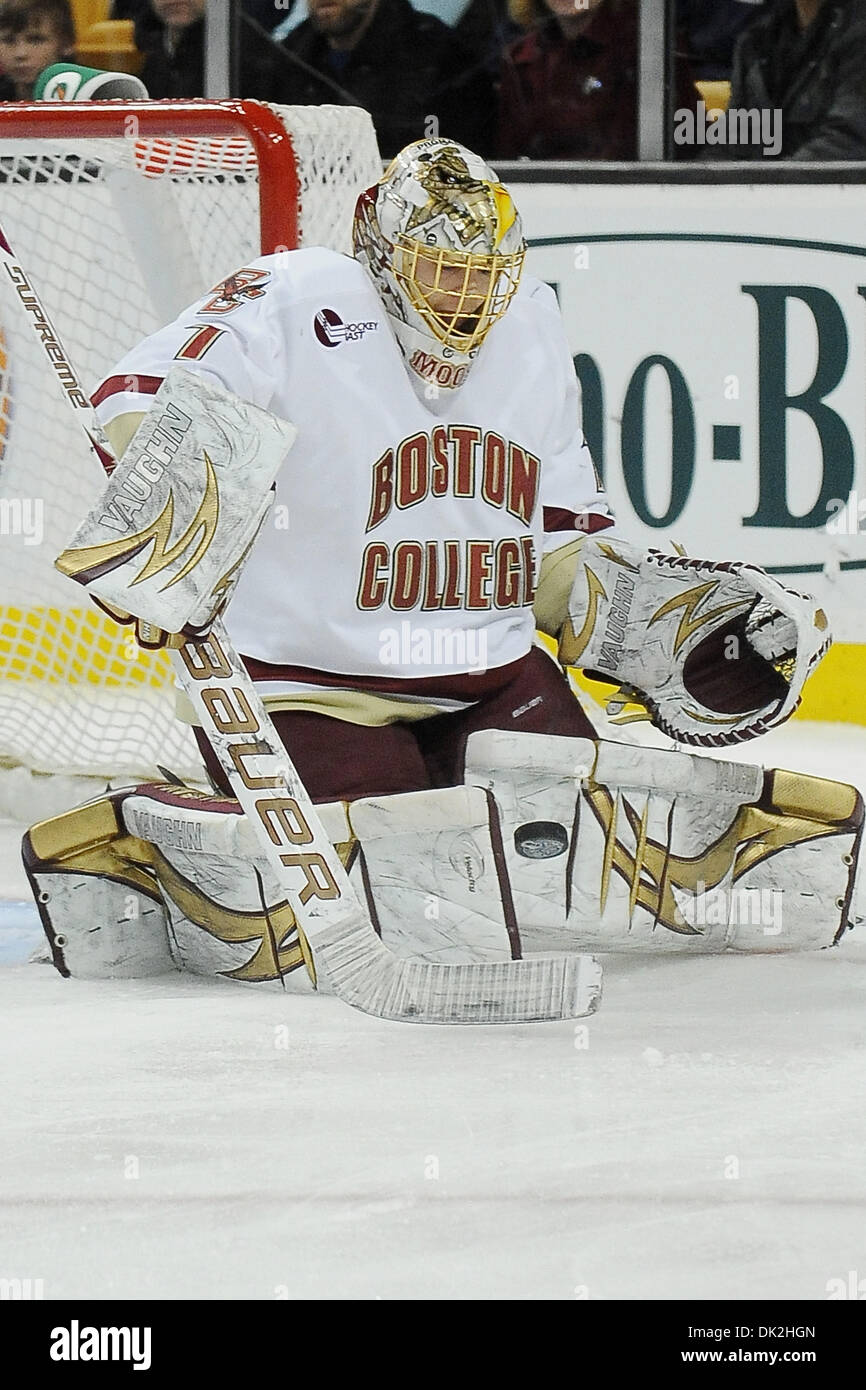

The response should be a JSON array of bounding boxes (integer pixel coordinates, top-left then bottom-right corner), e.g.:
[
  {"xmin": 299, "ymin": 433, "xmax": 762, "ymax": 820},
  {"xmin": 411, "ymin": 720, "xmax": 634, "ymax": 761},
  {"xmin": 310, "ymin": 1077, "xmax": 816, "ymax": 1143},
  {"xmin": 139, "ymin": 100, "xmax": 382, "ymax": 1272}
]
[{"xmin": 352, "ymin": 137, "xmax": 526, "ymax": 394}]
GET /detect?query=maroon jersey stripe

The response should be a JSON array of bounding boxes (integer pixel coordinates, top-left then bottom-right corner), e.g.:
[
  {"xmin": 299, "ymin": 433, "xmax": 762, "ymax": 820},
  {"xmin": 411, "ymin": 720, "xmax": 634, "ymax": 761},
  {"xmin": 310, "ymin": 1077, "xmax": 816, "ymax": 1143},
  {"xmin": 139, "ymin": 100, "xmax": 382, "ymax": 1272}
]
[
  {"xmin": 543, "ymin": 507, "xmax": 614, "ymax": 535},
  {"xmin": 240, "ymin": 654, "xmax": 529, "ymax": 702},
  {"xmin": 91, "ymin": 374, "xmax": 164, "ymax": 408}
]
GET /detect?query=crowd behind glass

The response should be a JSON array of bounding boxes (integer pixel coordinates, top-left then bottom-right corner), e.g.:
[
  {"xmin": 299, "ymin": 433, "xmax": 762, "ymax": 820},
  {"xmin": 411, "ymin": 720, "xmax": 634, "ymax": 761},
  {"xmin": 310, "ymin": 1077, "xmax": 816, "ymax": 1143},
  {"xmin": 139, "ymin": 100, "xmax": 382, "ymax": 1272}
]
[{"xmin": 0, "ymin": 1, "xmax": 864, "ymax": 162}]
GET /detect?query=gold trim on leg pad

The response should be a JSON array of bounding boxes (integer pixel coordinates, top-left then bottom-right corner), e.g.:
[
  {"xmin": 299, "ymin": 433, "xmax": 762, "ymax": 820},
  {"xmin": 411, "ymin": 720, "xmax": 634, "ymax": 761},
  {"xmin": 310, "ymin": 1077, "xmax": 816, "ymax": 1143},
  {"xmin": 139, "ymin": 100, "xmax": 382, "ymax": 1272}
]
[
  {"xmin": 761, "ymin": 769, "xmax": 863, "ymax": 828},
  {"xmin": 23, "ymin": 791, "xmax": 173, "ymax": 979}
]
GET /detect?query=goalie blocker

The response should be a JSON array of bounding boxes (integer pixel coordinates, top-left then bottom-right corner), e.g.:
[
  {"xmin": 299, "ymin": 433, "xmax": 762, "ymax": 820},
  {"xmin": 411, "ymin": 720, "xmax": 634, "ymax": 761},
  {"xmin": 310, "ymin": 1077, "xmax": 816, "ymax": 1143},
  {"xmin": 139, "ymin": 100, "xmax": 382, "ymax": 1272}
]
[
  {"xmin": 23, "ymin": 730, "xmax": 863, "ymax": 983},
  {"xmin": 54, "ymin": 368, "xmax": 297, "ymax": 645}
]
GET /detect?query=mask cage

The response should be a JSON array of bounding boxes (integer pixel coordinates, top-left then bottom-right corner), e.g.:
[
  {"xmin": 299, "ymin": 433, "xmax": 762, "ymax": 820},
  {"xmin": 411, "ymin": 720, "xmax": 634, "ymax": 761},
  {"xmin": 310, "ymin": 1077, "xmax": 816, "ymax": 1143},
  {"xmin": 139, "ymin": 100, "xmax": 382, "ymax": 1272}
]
[{"xmin": 392, "ymin": 234, "xmax": 525, "ymax": 352}]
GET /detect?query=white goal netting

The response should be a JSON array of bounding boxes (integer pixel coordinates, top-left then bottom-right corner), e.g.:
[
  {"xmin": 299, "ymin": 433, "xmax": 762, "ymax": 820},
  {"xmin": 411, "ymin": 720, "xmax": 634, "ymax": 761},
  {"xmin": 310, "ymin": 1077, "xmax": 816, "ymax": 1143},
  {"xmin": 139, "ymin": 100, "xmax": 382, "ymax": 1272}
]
[{"xmin": 0, "ymin": 103, "xmax": 381, "ymax": 792}]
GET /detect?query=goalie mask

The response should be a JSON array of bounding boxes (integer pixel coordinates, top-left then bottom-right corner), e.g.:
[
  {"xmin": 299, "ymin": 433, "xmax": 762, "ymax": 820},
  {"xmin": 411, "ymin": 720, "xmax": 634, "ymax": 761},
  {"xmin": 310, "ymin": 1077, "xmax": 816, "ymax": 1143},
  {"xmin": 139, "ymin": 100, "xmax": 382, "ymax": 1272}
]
[{"xmin": 353, "ymin": 137, "xmax": 526, "ymax": 393}]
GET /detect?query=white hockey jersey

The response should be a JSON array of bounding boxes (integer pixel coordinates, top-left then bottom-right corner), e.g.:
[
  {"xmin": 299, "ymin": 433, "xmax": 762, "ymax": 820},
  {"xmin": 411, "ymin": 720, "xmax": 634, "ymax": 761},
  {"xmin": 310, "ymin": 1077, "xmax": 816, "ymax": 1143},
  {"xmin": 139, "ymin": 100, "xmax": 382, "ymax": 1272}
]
[{"xmin": 92, "ymin": 248, "xmax": 613, "ymax": 717}]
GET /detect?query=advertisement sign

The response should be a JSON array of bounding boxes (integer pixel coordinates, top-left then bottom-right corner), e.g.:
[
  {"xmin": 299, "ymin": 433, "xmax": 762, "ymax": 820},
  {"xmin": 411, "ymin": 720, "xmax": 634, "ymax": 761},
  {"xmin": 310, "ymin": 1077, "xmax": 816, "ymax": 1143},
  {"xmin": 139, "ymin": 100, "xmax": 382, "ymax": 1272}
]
[{"xmin": 517, "ymin": 180, "xmax": 866, "ymax": 655}]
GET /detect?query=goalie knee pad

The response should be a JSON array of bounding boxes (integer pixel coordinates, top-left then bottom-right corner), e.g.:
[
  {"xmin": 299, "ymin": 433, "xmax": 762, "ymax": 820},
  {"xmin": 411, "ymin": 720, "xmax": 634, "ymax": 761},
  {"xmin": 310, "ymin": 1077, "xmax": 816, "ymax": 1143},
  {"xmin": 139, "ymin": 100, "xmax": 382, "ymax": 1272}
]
[{"xmin": 464, "ymin": 730, "xmax": 863, "ymax": 954}]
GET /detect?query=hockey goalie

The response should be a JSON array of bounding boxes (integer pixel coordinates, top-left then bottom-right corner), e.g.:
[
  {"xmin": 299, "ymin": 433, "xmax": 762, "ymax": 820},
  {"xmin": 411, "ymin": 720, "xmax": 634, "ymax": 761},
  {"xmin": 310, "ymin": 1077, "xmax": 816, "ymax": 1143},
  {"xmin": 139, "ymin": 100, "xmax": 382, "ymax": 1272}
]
[{"xmin": 23, "ymin": 137, "xmax": 863, "ymax": 1011}]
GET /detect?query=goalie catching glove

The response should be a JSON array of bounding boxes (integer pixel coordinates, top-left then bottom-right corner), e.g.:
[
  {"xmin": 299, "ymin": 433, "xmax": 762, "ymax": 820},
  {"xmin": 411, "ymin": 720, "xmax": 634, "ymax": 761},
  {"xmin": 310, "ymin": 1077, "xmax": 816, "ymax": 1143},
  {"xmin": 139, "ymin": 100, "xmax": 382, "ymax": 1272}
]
[
  {"xmin": 55, "ymin": 368, "xmax": 296, "ymax": 646},
  {"xmin": 558, "ymin": 538, "xmax": 830, "ymax": 746}
]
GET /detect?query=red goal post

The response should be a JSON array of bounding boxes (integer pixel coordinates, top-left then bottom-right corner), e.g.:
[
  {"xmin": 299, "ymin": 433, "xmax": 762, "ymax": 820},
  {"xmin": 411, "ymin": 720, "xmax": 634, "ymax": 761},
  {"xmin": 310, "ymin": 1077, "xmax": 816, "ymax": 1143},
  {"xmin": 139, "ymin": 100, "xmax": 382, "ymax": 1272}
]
[
  {"xmin": 0, "ymin": 100, "xmax": 381, "ymax": 804},
  {"xmin": 0, "ymin": 99, "xmax": 303, "ymax": 252}
]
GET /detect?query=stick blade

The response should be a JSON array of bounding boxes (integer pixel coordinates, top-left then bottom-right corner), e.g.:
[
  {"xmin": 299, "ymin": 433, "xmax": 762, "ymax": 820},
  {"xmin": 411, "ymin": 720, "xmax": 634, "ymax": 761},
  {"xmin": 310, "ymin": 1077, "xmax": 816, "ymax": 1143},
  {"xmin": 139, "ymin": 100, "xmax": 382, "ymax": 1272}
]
[{"xmin": 313, "ymin": 916, "xmax": 603, "ymax": 1023}]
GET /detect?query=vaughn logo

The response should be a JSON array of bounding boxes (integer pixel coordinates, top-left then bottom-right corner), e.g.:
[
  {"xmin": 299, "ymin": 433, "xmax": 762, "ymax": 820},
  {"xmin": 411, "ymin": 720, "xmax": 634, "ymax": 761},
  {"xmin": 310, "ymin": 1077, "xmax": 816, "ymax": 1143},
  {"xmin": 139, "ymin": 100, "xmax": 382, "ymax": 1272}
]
[
  {"xmin": 314, "ymin": 308, "xmax": 378, "ymax": 347},
  {"xmin": 50, "ymin": 1320, "xmax": 152, "ymax": 1371}
]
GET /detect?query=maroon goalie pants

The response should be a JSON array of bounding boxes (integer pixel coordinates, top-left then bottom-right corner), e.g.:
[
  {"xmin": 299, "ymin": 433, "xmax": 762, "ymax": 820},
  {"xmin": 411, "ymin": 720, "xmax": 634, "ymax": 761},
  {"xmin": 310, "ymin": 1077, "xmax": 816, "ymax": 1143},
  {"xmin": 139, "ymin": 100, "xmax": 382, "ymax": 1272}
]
[{"xmin": 195, "ymin": 647, "xmax": 596, "ymax": 803}]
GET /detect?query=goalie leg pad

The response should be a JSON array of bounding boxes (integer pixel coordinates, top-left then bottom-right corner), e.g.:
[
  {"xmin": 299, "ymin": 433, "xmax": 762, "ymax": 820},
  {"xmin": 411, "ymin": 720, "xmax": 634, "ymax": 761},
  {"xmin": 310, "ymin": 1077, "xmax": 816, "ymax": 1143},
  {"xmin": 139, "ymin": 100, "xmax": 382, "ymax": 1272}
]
[
  {"xmin": 26, "ymin": 743, "xmax": 861, "ymax": 979},
  {"xmin": 118, "ymin": 786, "xmax": 345, "ymax": 986},
  {"xmin": 23, "ymin": 786, "xmax": 335, "ymax": 987},
  {"xmin": 123, "ymin": 783, "xmax": 518, "ymax": 972},
  {"xmin": 23, "ymin": 797, "xmax": 175, "ymax": 979},
  {"xmin": 718, "ymin": 767, "xmax": 863, "ymax": 952},
  {"xmin": 24, "ymin": 781, "xmax": 519, "ymax": 985},
  {"xmin": 464, "ymin": 730, "xmax": 863, "ymax": 953},
  {"xmin": 346, "ymin": 784, "xmax": 517, "ymax": 964}
]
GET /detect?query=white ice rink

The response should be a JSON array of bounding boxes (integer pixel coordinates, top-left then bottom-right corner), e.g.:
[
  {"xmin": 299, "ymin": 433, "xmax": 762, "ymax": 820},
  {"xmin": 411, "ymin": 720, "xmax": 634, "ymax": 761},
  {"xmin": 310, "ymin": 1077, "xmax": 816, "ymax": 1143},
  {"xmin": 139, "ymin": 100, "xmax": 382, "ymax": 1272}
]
[{"xmin": 1, "ymin": 721, "xmax": 864, "ymax": 1302}]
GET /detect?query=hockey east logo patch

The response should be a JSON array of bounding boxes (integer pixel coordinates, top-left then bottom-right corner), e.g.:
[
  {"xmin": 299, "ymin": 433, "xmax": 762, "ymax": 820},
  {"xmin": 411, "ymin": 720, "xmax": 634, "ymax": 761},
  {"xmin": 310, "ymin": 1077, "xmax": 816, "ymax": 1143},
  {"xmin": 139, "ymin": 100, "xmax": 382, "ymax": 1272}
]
[{"xmin": 314, "ymin": 307, "xmax": 378, "ymax": 347}]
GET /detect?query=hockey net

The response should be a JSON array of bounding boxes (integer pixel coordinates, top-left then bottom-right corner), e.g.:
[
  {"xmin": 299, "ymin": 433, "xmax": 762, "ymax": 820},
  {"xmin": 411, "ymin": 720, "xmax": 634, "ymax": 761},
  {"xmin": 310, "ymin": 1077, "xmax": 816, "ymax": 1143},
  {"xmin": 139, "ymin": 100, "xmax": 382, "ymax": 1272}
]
[{"xmin": 0, "ymin": 101, "xmax": 381, "ymax": 804}]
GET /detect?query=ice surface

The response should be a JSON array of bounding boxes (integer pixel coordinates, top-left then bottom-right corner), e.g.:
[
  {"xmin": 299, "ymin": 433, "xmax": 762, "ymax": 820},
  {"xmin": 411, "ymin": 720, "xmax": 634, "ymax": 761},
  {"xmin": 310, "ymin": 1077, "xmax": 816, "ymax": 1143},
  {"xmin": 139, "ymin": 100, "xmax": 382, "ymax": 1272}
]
[{"xmin": 1, "ymin": 722, "xmax": 864, "ymax": 1301}]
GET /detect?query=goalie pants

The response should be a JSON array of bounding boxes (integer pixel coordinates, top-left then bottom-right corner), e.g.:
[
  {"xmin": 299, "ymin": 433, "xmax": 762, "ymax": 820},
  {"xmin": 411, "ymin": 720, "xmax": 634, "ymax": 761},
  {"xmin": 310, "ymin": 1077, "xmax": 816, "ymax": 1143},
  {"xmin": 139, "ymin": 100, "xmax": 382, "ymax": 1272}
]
[{"xmin": 194, "ymin": 646, "xmax": 596, "ymax": 802}]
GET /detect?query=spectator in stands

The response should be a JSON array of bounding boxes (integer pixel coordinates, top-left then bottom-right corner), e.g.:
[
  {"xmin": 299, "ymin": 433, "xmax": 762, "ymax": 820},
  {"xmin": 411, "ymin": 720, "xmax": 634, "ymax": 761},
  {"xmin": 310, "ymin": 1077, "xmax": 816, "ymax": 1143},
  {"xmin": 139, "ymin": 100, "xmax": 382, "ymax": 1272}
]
[
  {"xmin": 497, "ymin": 0, "xmax": 698, "ymax": 160},
  {"xmin": 454, "ymin": 0, "xmax": 521, "ymax": 75},
  {"xmin": 726, "ymin": 0, "xmax": 866, "ymax": 158},
  {"xmin": 132, "ymin": 0, "xmax": 286, "ymax": 99},
  {"xmin": 678, "ymin": 0, "xmax": 764, "ymax": 80},
  {"xmin": 0, "ymin": 0, "xmax": 74, "ymax": 100},
  {"xmin": 280, "ymin": 0, "xmax": 495, "ymax": 157},
  {"xmin": 241, "ymin": 0, "xmax": 299, "ymax": 31},
  {"xmin": 496, "ymin": 0, "xmax": 639, "ymax": 159},
  {"xmin": 114, "ymin": 0, "xmax": 289, "ymax": 31}
]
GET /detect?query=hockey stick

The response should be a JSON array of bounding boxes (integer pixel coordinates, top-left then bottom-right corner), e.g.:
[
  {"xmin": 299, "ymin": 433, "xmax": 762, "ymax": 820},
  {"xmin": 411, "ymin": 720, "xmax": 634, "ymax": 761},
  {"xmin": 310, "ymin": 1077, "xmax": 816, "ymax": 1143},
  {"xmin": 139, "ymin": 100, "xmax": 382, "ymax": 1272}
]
[{"xmin": 0, "ymin": 222, "xmax": 602, "ymax": 1023}]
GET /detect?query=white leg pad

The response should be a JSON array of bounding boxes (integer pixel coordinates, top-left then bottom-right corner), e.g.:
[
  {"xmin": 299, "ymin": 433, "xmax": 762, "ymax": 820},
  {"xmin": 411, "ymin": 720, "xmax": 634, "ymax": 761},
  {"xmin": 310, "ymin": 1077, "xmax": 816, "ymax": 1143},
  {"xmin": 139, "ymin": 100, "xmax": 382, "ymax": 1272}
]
[
  {"xmin": 121, "ymin": 790, "xmax": 353, "ymax": 986},
  {"xmin": 23, "ymin": 796, "xmax": 176, "ymax": 979},
  {"xmin": 28, "ymin": 870, "xmax": 175, "ymax": 979},
  {"xmin": 347, "ymin": 785, "xmax": 515, "ymax": 963},
  {"xmin": 24, "ymin": 789, "xmax": 354, "ymax": 987},
  {"xmin": 465, "ymin": 730, "xmax": 862, "ymax": 953}
]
